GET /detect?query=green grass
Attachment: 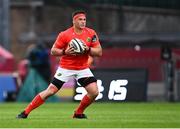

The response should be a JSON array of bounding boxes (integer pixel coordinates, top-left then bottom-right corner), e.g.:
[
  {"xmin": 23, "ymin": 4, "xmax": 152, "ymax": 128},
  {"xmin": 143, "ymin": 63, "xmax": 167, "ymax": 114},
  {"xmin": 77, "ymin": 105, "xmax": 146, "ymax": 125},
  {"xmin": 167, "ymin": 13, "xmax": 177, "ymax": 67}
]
[{"xmin": 0, "ymin": 102, "xmax": 180, "ymax": 128}]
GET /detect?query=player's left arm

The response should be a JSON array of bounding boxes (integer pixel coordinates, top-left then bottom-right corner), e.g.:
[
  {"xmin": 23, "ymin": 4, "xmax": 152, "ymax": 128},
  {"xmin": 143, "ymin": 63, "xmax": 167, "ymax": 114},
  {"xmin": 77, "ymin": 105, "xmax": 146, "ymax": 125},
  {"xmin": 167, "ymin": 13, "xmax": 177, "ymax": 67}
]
[
  {"xmin": 88, "ymin": 44, "xmax": 102, "ymax": 57},
  {"xmin": 87, "ymin": 32, "xmax": 102, "ymax": 57}
]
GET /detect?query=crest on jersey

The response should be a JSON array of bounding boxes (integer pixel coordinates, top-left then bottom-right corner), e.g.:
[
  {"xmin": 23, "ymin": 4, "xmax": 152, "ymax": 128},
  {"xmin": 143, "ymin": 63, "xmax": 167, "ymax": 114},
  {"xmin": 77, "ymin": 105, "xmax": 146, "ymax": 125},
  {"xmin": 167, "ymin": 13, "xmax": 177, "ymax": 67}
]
[{"xmin": 86, "ymin": 37, "xmax": 91, "ymax": 42}]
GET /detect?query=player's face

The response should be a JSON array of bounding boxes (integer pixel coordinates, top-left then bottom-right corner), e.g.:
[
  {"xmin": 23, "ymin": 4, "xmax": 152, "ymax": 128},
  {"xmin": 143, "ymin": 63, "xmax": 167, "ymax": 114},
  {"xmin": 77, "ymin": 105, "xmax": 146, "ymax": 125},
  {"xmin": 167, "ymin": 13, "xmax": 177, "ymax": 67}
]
[{"xmin": 74, "ymin": 16, "xmax": 86, "ymax": 29}]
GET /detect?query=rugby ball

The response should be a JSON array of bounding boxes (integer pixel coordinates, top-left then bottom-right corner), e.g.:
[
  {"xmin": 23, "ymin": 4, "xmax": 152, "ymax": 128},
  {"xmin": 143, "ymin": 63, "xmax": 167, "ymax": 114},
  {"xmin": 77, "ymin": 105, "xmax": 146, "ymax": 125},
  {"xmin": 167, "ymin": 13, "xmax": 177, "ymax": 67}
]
[{"xmin": 69, "ymin": 38, "xmax": 86, "ymax": 54}]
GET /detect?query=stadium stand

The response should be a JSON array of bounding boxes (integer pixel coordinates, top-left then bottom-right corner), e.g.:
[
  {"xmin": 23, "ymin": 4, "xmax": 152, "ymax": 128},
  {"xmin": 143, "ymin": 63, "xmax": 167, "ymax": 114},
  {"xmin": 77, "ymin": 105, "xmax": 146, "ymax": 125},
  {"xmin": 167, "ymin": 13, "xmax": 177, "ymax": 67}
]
[
  {"xmin": 44, "ymin": 0, "xmax": 180, "ymax": 10},
  {"xmin": 93, "ymin": 48, "xmax": 163, "ymax": 81}
]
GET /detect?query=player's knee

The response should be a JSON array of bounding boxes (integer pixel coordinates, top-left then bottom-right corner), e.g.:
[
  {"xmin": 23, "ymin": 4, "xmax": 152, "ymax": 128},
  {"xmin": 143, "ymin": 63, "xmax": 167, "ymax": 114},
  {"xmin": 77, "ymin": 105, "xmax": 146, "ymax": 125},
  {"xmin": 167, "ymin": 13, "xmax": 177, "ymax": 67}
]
[
  {"xmin": 39, "ymin": 88, "xmax": 56, "ymax": 100},
  {"xmin": 50, "ymin": 90, "xmax": 56, "ymax": 95},
  {"xmin": 45, "ymin": 88, "xmax": 56, "ymax": 96},
  {"xmin": 88, "ymin": 90, "xmax": 99, "ymax": 99}
]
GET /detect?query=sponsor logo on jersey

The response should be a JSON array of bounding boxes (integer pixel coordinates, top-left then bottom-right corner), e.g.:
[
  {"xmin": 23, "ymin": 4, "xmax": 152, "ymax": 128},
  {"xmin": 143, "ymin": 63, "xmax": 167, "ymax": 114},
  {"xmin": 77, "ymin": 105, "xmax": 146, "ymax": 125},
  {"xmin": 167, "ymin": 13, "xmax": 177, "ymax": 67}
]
[{"xmin": 86, "ymin": 37, "xmax": 91, "ymax": 42}]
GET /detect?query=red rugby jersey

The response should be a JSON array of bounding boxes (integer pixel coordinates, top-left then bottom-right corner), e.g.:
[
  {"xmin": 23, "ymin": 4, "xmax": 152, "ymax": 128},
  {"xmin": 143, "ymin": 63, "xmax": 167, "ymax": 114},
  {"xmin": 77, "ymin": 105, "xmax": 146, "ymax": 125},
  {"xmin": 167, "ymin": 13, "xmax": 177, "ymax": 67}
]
[{"xmin": 54, "ymin": 27, "xmax": 100, "ymax": 70}]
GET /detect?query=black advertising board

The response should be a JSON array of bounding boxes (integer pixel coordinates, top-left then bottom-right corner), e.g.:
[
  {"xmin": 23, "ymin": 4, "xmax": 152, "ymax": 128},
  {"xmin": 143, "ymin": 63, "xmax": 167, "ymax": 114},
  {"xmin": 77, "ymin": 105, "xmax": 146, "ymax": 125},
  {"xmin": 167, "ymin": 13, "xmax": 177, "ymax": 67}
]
[{"xmin": 73, "ymin": 69, "xmax": 148, "ymax": 102}]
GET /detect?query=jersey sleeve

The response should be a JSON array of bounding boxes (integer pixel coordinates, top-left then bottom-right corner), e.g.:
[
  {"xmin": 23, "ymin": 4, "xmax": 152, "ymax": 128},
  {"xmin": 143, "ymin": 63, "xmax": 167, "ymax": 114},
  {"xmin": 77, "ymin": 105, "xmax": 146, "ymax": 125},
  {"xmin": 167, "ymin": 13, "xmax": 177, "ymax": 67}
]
[
  {"xmin": 53, "ymin": 32, "xmax": 67, "ymax": 49},
  {"xmin": 90, "ymin": 30, "xmax": 100, "ymax": 48}
]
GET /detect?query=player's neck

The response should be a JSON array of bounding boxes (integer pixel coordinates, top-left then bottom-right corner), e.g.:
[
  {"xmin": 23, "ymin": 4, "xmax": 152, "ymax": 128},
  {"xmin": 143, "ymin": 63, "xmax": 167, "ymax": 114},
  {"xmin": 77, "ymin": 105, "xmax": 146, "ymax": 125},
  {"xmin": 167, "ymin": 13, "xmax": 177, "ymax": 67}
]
[{"xmin": 73, "ymin": 26, "xmax": 83, "ymax": 35}]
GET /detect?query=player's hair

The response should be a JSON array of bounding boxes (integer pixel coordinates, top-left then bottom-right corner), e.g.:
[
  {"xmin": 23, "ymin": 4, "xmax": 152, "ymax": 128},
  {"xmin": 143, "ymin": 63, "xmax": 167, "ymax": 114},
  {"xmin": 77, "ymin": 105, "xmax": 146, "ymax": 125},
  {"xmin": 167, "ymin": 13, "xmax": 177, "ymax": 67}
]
[{"xmin": 72, "ymin": 10, "xmax": 86, "ymax": 19}]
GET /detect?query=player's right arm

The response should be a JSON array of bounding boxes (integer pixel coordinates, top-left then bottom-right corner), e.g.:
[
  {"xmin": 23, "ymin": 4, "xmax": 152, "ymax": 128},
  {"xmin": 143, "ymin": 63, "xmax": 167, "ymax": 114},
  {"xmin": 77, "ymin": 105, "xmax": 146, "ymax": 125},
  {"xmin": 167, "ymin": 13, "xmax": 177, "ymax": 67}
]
[
  {"xmin": 51, "ymin": 44, "xmax": 76, "ymax": 56},
  {"xmin": 51, "ymin": 44, "xmax": 65, "ymax": 56},
  {"xmin": 51, "ymin": 32, "xmax": 76, "ymax": 56}
]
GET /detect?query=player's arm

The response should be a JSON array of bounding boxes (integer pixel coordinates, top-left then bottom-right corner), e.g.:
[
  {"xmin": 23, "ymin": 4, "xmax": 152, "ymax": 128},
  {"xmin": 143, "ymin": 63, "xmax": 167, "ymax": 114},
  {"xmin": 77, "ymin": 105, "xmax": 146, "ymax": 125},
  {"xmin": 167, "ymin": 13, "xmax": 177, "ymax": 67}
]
[
  {"xmin": 86, "ymin": 32, "xmax": 102, "ymax": 57},
  {"xmin": 51, "ymin": 33, "xmax": 65, "ymax": 56},
  {"xmin": 51, "ymin": 44, "xmax": 76, "ymax": 56},
  {"xmin": 86, "ymin": 44, "xmax": 102, "ymax": 57},
  {"xmin": 51, "ymin": 32, "xmax": 76, "ymax": 56},
  {"xmin": 51, "ymin": 44, "xmax": 65, "ymax": 56}
]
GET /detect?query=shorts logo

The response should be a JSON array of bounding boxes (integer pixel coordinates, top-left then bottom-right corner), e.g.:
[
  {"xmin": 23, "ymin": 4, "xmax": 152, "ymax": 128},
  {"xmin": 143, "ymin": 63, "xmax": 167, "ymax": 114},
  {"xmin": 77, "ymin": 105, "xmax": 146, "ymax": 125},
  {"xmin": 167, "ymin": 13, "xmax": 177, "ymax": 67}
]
[
  {"xmin": 86, "ymin": 37, "xmax": 91, "ymax": 42},
  {"xmin": 74, "ymin": 74, "xmax": 78, "ymax": 78},
  {"xmin": 57, "ymin": 73, "xmax": 62, "ymax": 76}
]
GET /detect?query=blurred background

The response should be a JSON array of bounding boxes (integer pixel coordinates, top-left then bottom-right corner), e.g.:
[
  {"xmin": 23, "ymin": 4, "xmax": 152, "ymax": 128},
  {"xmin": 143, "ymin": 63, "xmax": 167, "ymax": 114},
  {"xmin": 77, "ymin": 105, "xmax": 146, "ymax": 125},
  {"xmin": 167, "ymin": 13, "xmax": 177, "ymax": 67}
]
[{"xmin": 1, "ymin": 0, "xmax": 180, "ymax": 103}]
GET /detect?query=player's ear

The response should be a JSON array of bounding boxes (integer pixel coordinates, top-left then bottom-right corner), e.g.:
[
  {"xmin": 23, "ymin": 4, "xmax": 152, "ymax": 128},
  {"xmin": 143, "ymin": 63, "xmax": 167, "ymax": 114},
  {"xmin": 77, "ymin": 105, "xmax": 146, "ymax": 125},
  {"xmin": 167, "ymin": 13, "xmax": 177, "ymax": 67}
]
[{"xmin": 72, "ymin": 19, "xmax": 75, "ymax": 24}]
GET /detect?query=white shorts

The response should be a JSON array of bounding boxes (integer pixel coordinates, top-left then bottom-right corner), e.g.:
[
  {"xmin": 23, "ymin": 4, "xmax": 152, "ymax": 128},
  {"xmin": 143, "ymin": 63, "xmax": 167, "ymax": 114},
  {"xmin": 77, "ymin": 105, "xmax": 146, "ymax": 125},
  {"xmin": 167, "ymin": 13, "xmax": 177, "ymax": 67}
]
[{"xmin": 54, "ymin": 67, "xmax": 94, "ymax": 82}]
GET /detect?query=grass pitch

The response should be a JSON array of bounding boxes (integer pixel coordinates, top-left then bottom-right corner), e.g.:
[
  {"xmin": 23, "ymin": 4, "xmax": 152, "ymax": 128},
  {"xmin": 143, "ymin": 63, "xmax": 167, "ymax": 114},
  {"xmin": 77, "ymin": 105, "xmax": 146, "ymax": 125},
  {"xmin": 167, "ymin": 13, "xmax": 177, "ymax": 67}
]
[{"xmin": 0, "ymin": 102, "xmax": 180, "ymax": 128}]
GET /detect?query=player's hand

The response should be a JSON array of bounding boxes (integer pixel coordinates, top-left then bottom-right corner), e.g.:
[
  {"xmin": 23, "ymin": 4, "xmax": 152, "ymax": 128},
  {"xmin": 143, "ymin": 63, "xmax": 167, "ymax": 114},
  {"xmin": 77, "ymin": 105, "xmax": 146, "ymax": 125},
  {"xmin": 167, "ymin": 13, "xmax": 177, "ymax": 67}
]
[
  {"xmin": 81, "ymin": 44, "xmax": 90, "ymax": 54},
  {"xmin": 64, "ymin": 46, "xmax": 77, "ymax": 56},
  {"xmin": 84, "ymin": 45, "xmax": 90, "ymax": 54}
]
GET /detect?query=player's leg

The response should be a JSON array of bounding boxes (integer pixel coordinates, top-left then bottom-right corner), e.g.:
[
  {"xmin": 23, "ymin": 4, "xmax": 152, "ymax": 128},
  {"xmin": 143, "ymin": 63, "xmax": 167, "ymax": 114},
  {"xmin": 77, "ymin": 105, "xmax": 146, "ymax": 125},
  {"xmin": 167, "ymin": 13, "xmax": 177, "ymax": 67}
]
[
  {"xmin": 24, "ymin": 78, "xmax": 63, "ymax": 115},
  {"xmin": 16, "ymin": 78, "xmax": 64, "ymax": 119},
  {"xmin": 73, "ymin": 77, "xmax": 98, "ymax": 119}
]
